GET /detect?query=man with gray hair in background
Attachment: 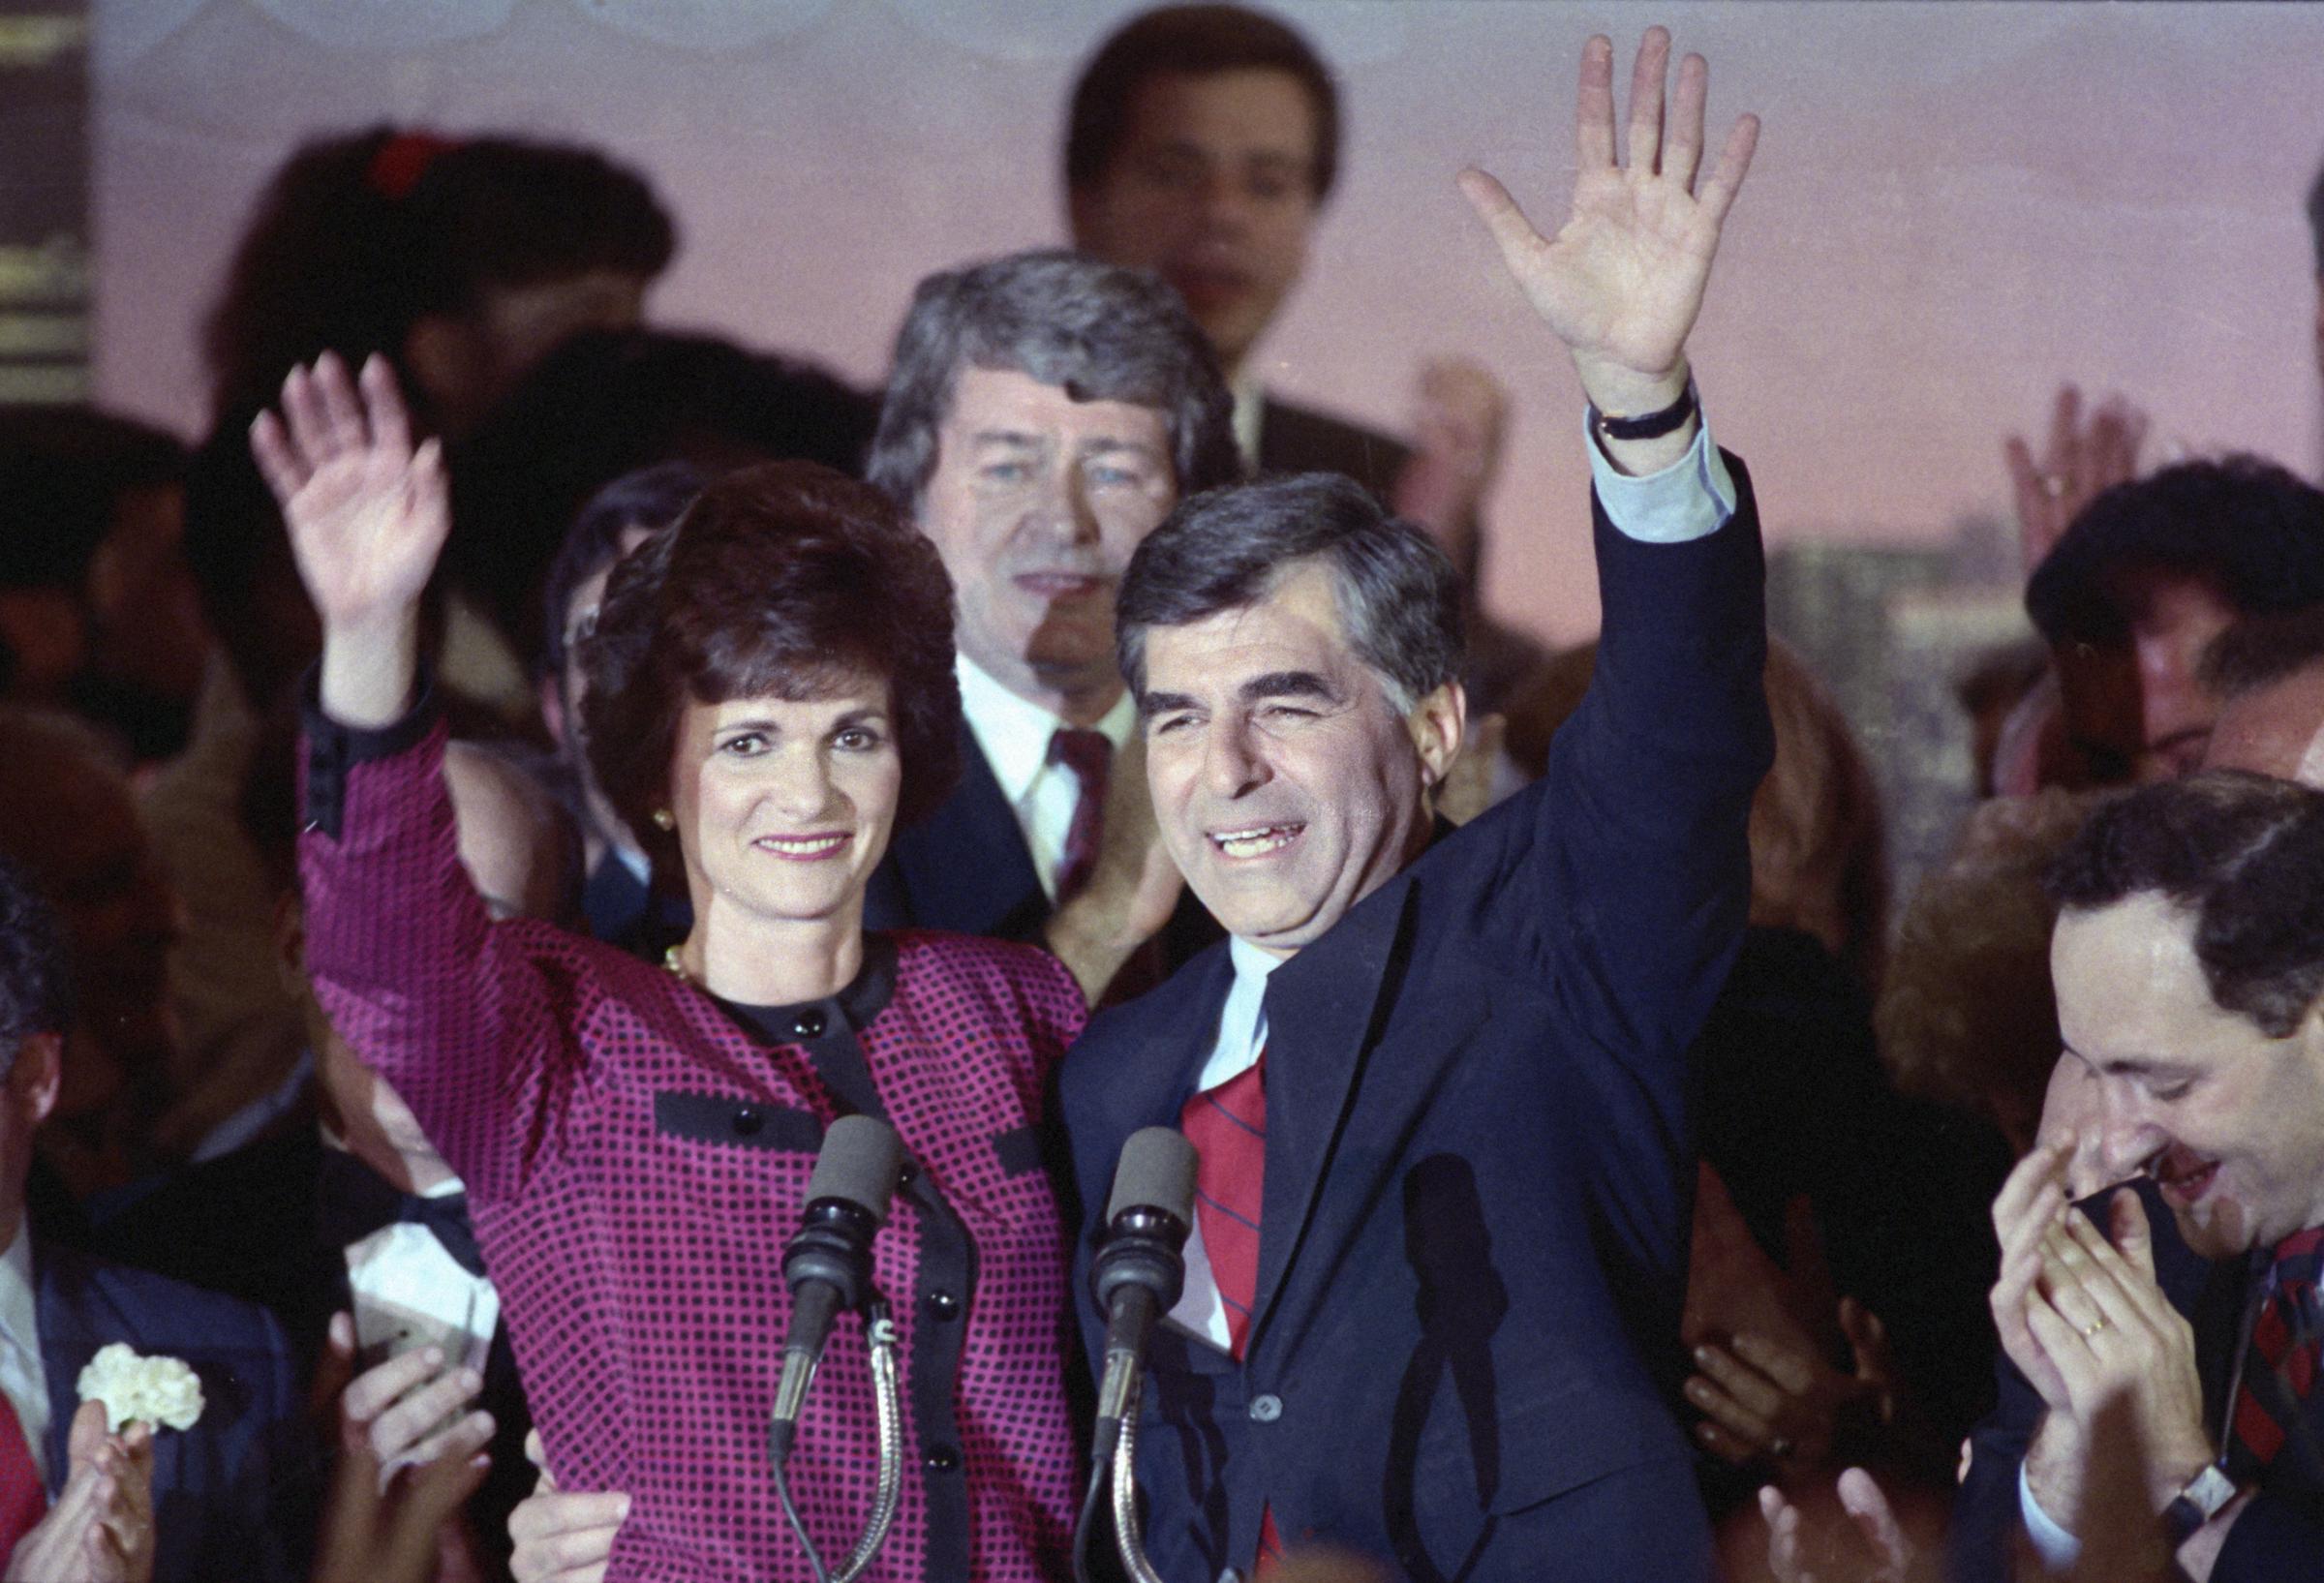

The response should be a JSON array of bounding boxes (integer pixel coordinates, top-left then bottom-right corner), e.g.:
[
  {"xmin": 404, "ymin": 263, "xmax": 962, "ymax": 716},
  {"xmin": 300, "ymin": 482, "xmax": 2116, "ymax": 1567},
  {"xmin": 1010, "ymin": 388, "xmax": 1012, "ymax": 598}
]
[{"xmin": 860, "ymin": 248, "xmax": 1241, "ymax": 998}]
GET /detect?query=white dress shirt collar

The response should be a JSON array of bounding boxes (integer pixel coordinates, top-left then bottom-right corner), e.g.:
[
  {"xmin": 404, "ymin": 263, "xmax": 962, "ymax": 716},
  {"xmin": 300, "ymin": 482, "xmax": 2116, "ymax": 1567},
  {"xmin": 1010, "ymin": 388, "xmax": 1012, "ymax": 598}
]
[{"xmin": 953, "ymin": 653, "xmax": 1136, "ymax": 805}]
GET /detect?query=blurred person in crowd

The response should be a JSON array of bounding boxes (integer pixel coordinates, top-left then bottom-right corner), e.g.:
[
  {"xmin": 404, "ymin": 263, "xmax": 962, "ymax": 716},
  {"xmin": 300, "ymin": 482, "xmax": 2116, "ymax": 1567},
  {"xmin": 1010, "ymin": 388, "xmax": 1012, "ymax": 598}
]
[
  {"xmin": 861, "ymin": 248, "xmax": 1234, "ymax": 997},
  {"xmin": 448, "ymin": 329, "xmax": 875, "ymax": 664},
  {"xmin": 151, "ymin": 127, "xmax": 673, "ymax": 1208},
  {"xmin": 94, "ymin": 709, "xmax": 572, "ymax": 1581},
  {"xmin": 257, "ymin": 355, "xmax": 1094, "ymax": 1580},
  {"xmin": 1057, "ymin": 28, "xmax": 1769, "ymax": 1578},
  {"xmin": 1064, "ymin": 3, "xmax": 1550, "ymax": 714},
  {"xmin": 534, "ymin": 463, "xmax": 702, "ymax": 958},
  {"xmin": 0, "ymin": 411, "xmax": 207, "ymax": 766},
  {"xmin": 2200, "ymin": 604, "xmax": 2324, "ymax": 786},
  {"xmin": 0, "ymin": 853, "xmax": 304, "ymax": 1581},
  {"xmin": 2018, "ymin": 457, "xmax": 2324, "ymax": 788},
  {"xmin": 0, "ymin": 710, "xmax": 180, "ymax": 1197}
]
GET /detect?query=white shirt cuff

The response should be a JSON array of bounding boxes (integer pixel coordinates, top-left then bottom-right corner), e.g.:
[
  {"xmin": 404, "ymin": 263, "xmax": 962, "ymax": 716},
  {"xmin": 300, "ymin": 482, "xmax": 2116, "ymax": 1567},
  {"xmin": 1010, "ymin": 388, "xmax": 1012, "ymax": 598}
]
[
  {"xmin": 2018, "ymin": 1461, "xmax": 2084, "ymax": 1568},
  {"xmin": 1582, "ymin": 410, "xmax": 1736, "ymax": 543}
]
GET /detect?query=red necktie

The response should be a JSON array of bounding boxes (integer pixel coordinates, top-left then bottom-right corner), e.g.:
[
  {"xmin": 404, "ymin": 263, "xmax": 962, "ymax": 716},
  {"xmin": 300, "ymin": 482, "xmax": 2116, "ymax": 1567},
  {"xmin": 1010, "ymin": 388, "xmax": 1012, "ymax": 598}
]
[
  {"xmin": 2227, "ymin": 1227, "xmax": 2324, "ymax": 1480},
  {"xmin": 0, "ymin": 1392, "xmax": 46, "ymax": 1560},
  {"xmin": 1049, "ymin": 728, "xmax": 1111, "ymax": 902},
  {"xmin": 1180, "ymin": 1053, "xmax": 1284, "ymax": 1572}
]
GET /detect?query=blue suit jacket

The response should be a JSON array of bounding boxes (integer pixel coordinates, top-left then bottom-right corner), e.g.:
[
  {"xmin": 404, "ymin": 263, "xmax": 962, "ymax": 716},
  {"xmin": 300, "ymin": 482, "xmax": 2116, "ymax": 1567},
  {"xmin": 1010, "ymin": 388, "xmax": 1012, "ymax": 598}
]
[
  {"xmin": 34, "ymin": 1241, "xmax": 305, "ymax": 1583},
  {"xmin": 1057, "ymin": 466, "xmax": 1772, "ymax": 1582},
  {"xmin": 1950, "ymin": 1177, "xmax": 2324, "ymax": 1583}
]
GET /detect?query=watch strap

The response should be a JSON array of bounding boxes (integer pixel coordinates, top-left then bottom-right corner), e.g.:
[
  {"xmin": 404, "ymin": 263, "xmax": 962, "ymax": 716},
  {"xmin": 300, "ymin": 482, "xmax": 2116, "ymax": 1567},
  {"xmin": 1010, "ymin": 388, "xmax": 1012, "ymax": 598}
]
[{"xmin": 1589, "ymin": 379, "xmax": 1697, "ymax": 442}]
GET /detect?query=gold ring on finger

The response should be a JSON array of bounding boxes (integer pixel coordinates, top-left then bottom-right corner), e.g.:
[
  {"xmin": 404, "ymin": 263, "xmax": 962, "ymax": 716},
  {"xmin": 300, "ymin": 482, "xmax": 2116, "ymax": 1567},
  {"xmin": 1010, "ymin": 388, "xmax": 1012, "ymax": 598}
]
[{"xmin": 2079, "ymin": 1317, "xmax": 2109, "ymax": 1340}]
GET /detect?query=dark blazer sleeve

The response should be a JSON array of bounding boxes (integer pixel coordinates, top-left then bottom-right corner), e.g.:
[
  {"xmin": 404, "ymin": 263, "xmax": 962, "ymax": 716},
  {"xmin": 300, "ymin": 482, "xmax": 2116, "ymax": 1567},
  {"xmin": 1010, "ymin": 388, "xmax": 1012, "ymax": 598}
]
[{"xmin": 1497, "ymin": 454, "xmax": 1773, "ymax": 1062}]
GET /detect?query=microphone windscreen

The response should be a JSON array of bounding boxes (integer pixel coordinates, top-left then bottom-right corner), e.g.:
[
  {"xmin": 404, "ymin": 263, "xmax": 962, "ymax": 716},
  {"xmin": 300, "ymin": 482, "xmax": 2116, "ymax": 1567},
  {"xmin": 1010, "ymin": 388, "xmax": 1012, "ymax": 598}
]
[
  {"xmin": 1107, "ymin": 1126, "xmax": 1198, "ymax": 1225},
  {"xmin": 807, "ymin": 1114, "xmax": 904, "ymax": 1222}
]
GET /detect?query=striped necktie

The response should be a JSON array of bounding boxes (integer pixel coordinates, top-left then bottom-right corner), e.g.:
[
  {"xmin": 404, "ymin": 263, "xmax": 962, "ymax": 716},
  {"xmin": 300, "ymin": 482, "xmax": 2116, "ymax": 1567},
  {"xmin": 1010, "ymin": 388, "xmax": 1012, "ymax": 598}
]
[
  {"xmin": 2226, "ymin": 1226, "xmax": 2324, "ymax": 1481},
  {"xmin": 1180, "ymin": 1052, "xmax": 1284, "ymax": 1572}
]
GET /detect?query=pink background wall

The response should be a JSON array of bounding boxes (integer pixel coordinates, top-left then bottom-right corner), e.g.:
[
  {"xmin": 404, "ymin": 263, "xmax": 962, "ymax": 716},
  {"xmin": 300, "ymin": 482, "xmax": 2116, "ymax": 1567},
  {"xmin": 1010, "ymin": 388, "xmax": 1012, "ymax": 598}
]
[{"xmin": 89, "ymin": 1, "xmax": 2324, "ymax": 643}]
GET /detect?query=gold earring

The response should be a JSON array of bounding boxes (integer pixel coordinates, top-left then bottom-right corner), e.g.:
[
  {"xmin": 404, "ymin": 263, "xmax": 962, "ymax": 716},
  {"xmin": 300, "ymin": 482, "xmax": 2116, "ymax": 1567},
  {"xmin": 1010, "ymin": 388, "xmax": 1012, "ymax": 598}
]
[{"xmin": 651, "ymin": 807, "xmax": 674, "ymax": 831}]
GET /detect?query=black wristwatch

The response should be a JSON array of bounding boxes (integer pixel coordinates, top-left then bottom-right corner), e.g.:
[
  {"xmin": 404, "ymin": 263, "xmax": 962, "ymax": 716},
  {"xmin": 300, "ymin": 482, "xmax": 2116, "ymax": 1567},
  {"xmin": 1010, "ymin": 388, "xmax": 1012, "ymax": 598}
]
[
  {"xmin": 1588, "ymin": 379, "xmax": 1697, "ymax": 443},
  {"xmin": 2162, "ymin": 1464, "xmax": 2239, "ymax": 1547}
]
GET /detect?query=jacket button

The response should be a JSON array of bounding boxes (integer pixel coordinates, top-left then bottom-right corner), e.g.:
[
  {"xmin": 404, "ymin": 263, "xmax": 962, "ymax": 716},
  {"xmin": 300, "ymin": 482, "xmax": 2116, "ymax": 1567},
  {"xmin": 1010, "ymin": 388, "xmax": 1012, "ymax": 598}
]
[
  {"xmin": 792, "ymin": 1010, "xmax": 826, "ymax": 1039},
  {"xmin": 1247, "ymin": 1394, "xmax": 1282, "ymax": 1423},
  {"xmin": 926, "ymin": 1290, "xmax": 960, "ymax": 1321},
  {"xmin": 731, "ymin": 1106, "xmax": 764, "ymax": 1137},
  {"xmin": 925, "ymin": 1446, "xmax": 960, "ymax": 1472}
]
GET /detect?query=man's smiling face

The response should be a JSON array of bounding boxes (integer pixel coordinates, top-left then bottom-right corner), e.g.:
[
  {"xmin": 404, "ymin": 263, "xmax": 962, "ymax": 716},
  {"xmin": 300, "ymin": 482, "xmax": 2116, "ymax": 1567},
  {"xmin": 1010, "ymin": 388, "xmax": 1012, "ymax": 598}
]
[
  {"xmin": 2053, "ymin": 891, "xmax": 2324, "ymax": 1259},
  {"xmin": 917, "ymin": 365, "xmax": 1176, "ymax": 717},
  {"xmin": 1138, "ymin": 558, "xmax": 1460, "ymax": 957}
]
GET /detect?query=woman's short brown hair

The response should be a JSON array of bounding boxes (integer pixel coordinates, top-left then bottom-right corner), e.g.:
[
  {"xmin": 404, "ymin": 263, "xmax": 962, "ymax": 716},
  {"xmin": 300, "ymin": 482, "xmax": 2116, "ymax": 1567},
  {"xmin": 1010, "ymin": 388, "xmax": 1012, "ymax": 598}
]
[{"xmin": 579, "ymin": 461, "xmax": 961, "ymax": 887}]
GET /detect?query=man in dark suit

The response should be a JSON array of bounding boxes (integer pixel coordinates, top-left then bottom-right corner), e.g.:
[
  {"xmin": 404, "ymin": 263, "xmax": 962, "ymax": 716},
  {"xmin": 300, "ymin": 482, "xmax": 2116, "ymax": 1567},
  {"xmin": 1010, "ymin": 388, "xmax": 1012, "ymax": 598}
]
[
  {"xmin": 860, "ymin": 250, "xmax": 1242, "ymax": 993},
  {"xmin": 1057, "ymin": 29, "xmax": 1767, "ymax": 1580},
  {"xmin": 1947, "ymin": 774, "xmax": 2324, "ymax": 1583},
  {"xmin": 0, "ymin": 854, "xmax": 305, "ymax": 1581},
  {"xmin": 1063, "ymin": 4, "xmax": 1548, "ymax": 714}
]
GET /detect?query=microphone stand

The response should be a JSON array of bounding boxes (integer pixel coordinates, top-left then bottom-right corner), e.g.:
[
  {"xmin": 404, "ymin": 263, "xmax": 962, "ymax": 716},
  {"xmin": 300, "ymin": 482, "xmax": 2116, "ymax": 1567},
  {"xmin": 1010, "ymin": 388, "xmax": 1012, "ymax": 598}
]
[
  {"xmin": 769, "ymin": 1297, "xmax": 906, "ymax": 1583},
  {"xmin": 1108, "ymin": 1368, "xmax": 1169, "ymax": 1583}
]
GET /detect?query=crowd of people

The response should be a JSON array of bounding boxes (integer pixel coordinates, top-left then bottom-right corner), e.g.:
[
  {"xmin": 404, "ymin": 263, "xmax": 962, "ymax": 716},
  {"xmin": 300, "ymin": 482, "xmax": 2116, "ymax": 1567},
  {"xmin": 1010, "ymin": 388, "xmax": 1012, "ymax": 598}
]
[{"xmin": 1, "ymin": 7, "xmax": 2321, "ymax": 1581}]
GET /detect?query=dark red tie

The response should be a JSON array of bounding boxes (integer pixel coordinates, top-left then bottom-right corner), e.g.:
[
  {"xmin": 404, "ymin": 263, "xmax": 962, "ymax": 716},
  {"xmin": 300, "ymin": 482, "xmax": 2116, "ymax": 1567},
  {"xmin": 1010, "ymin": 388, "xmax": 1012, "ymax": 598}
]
[
  {"xmin": 1049, "ymin": 728, "xmax": 1111, "ymax": 901},
  {"xmin": 1180, "ymin": 1053, "xmax": 1284, "ymax": 1572},
  {"xmin": 0, "ymin": 1392, "xmax": 46, "ymax": 1559},
  {"xmin": 2227, "ymin": 1226, "xmax": 2324, "ymax": 1480}
]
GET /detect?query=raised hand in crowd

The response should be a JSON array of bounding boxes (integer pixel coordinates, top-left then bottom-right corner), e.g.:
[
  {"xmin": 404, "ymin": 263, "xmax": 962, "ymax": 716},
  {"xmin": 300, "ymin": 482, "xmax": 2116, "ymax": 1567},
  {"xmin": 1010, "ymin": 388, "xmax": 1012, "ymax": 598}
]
[
  {"xmin": 308, "ymin": 1312, "xmax": 495, "ymax": 1583},
  {"xmin": 4, "ymin": 1402, "xmax": 154, "ymax": 1583},
  {"xmin": 1391, "ymin": 357, "xmax": 1509, "ymax": 556},
  {"xmin": 1043, "ymin": 729, "xmax": 1184, "ymax": 1003},
  {"xmin": 1758, "ymin": 1467, "xmax": 1920, "ymax": 1583},
  {"xmin": 1458, "ymin": 23, "xmax": 1758, "ymax": 469},
  {"xmin": 507, "ymin": 1430, "xmax": 627, "ymax": 1583},
  {"xmin": 250, "ymin": 350, "xmax": 448, "ymax": 727},
  {"xmin": 2003, "ymin": 382, "xmax": 2148, "ymax": 573}
]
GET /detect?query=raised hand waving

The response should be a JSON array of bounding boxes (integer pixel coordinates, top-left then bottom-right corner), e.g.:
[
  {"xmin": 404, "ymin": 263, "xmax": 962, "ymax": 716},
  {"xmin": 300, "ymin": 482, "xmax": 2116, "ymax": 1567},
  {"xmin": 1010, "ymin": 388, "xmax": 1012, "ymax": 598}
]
[
  {"xmin": 250, "ymin": 351, "xmax": 446, "ymax": 725},
  {"xmin": 1458, "ymin": 27, "xmax": 1757, "ymax": 419}
]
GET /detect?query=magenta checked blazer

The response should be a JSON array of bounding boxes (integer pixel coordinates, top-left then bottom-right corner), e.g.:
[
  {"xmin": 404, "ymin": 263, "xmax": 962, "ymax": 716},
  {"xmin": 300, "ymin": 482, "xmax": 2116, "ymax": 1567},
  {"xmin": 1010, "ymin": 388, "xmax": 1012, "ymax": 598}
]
[{"xmin": 298, "ymin": 698, "xmax": 1088, "ymax": 1582}]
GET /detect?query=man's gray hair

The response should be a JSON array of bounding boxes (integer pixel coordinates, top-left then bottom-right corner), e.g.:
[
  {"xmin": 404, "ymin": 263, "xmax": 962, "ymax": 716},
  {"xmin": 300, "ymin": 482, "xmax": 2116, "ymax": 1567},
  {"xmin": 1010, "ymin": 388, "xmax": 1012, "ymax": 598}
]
[
  {"xmin": 1116, "ymin": 472, "xmax": 1464, "ymax": 713},
  {"xmin": 865, "ymin": 249, "xmax": 1239, "ymax": 514}
]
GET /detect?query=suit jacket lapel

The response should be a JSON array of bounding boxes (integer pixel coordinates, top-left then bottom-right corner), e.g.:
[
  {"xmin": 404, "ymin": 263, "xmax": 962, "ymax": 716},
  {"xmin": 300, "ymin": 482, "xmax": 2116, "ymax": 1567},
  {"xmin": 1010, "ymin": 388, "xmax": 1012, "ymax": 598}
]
[
  {"xmin": 1247, "ymin": 871, "xmax": 1416, "ymax": 1352},
  {"xmin": 888, "ymin": 721, "xmax": 1046, "ymax": 939},
  {"xmin": 34, "ymin": 1243, "xmax": 102, "ymax": 1493}
]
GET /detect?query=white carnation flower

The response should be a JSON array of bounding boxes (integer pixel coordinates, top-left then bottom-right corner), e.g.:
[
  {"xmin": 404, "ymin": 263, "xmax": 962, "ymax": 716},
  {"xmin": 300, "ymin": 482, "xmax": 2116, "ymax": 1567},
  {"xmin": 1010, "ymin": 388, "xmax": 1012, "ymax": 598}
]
[{"xmin": 76, "ymin": 1343, "xmax": 204, "ymax": 1433}]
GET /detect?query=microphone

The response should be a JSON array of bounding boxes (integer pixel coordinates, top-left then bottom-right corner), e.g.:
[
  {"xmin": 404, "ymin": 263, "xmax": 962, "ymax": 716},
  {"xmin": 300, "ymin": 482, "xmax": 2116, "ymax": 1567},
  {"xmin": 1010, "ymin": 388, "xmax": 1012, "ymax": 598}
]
[
  {"xmin": 1089, "ymin": 1127, "xmax": 1197, "ymax": 1465},
  {"xmin": 769, "ymin": 1114, "xmax": 904, "ymax": 1466}
]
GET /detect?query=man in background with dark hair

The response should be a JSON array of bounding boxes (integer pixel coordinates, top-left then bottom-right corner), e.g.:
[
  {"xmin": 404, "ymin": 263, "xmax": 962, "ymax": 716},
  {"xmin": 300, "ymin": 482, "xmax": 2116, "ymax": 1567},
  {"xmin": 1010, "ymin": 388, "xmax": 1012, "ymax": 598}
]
[
  {"xmin": 533, "ymin": 460, "xmax": 704, "ymax": 956},
  {"xmin": 861, "ymin": 248, "xmax": 1239, "ymax": 997},
  {"xmin": 1060, "ymin": 29, "xmax": 1766, "ymax": 1577},
  {"xmin": 2022, "ymin": 456, "xmax": 2324, "ymax": 784},
  {"xmin": 1952, "ymin": 773, "xmax": 2324, "ymax": 1582},
  {"xmin": 1064, "ymin": 3, "xmax": 1547, "ymax": 711}
]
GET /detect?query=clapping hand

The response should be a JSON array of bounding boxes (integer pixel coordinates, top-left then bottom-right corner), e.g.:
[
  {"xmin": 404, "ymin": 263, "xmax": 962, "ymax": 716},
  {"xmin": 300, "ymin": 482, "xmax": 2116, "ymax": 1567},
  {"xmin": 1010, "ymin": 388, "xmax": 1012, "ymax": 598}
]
[
  {"xmin": 250, "ymin": 350, "xmax": 448, "ymax": 727},
  {"xmin": 3, "ymin": 1402, "xmax": 153, "ymax": 1583},
  {"xmin": 1458, "ymin": 27, "xmax": 1758, "ymax": 430}
]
